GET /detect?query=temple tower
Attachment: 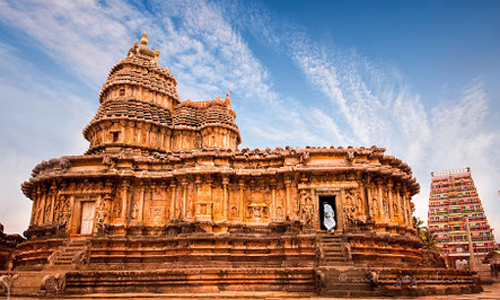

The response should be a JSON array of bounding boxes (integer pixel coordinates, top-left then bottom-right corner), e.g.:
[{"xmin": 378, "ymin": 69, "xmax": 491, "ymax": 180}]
[
  {"xmin": 428, "ymin": 168, "xmax": 495, "ymax": 270},
  {"xmin": 83, "ymin": 32, "xmax": 240, "ymax": 154}
]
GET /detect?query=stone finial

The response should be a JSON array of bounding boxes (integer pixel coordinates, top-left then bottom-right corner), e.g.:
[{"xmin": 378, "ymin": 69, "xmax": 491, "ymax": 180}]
[{"xmin": 140, "ymin": 32, "xmax": 148, "ymax": 45}]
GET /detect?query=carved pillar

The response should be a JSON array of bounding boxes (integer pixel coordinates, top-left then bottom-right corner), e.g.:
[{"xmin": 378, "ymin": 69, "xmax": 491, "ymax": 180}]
[
  {"xmin": 222, "ymin": 176, "xmax": 229, "ymax": 220},
  {"xmin": 400, "ymin": 186, "xmax": 408, "ymax": 226},
  {"xmin": 138, "ymin": 181, "xmax": 145, "ymax": 223},
  {"xmin": 238, "ymin": 178, "xmax": 245, "ymax": 222},
  {"xmin": 186, "ymin": 178, "xmax": 194, "ymax": 220},
  {"xmin": 40, "ymin": 186, "xmax": 48, "ymax": 224},
  {"xmin": 361, "ymin": 175, "xmax": 371, "ymax": 222},
  {"xmin": 48, "ymin": 183, "xmax": 57, "ymax": 224},
  {"xmin": 285, "ymin": 176, "xmax": 292, "ymax": 219},
  {"xmin": 377, "ymin": 181, "xmax": 385, "ymax": 222},
  {"xmin": 181, "ymin": 177, "xmax": 188, "ymax": 220},
  {"xmin": 32, "ymin": 187, "xmax": 42, "ymax": 226},
  {"xmin": 207, "ymin": 176, "xmax": 213, "ymax": 220},
  {"xmin": 121, "ymin": 180, "xmax": 131, "ymax": 224},
  {"xmin": 170, "ymin": 181, "xmax": 177, "ymax": 220},
  {"xmin": 270, "ymin": 178, "xmax": 277, "ymax": 220},
  {"xmin": 405, "ymin": 190, "xmax": 413, "ymax": 228},
  {"xmin": 366, "ymin": 182, "xmax": 374, "ymax": 220},
  {"xmin": 338, "ymin": 188, "xmax": 346, "ymax": 232},
  {"xmin": 194, "ymin": 176, "xmax": 201, "ymax": 219},
  {"xmin": 387, "ymin": 182, "xmax": 394, "ymax": 222}
]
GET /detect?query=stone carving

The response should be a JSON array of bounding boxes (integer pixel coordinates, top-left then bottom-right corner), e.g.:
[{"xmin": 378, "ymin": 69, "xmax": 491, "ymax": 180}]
[
  {"xmin": 59, "ymin": 158, "xmax": 71, "ymax": 169},
  {"xmin": 371, "ymin": 198, "xmax": 379, "ymax": 218},
  {"xmin": 420, "ymin": 249, "xmax": 446, "ymax": 267},
  {"xmin": 54, "ymin": 196, "xmax": 70, "ymax": 226},
  {"xmin": 72, "ymin": 250, "xmax": 89, "ymax": 265},
  {"xmin": 346, "ymin": 150, "xmax": 355, "ymax": 163},
  {"xmin": 96, "ymin": 199, "xmax": 110, "ymax": 233},
  {"xmin": 299, "ymin": 151, "xmax": 310, "ymax": 165},
  {"xmin": 0, "ymin": 274, "xmax": 17, "ymax": 294},
  {"xmin": 40, "ymin": 274, "xmax": 65, "ymax": 292},
  {"xmin": 299, "ymin": 190, "xmax": 314, "ymax": 226},
  {"xmin": 230, "ymin": 206, "xmax": 238, "ymax": 219},
  {"xmin": 382, "ymin": 199, "xmax": 389, "ymax": 218},
  {"xmin": 102, "ymin": 156, "xmax": 115, "ymax": 168}
]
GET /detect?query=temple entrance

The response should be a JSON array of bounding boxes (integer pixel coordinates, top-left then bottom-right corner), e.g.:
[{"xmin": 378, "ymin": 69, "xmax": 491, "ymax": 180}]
[
  {"xmin": 319, "ymin": 195, "xmax": 337, "ymax": 231},
  {"xmin": 80, "ymin": 201, "xmax": 95, "ymax": 235}
]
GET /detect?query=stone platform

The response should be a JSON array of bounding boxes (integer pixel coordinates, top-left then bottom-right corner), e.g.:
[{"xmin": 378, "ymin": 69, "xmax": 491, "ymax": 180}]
[{"xmin": 4, "ymin": 283, "xmax": 499, "ymax": 300}]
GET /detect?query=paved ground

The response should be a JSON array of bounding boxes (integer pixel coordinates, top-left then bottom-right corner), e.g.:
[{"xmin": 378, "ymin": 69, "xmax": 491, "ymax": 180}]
[{"xmin": 7, "ymin": 284, "xmax": 500, "ymax": 300}]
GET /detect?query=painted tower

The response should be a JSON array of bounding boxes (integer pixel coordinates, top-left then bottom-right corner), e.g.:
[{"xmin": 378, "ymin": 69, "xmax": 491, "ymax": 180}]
[{"xmin": 428, "ymin": 168, "xmax": 495, "ymax": 270}]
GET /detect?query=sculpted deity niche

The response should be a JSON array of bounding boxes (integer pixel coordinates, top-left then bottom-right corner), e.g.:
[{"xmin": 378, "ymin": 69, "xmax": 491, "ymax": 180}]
[{"xmin": 12, "ymin": 33, "xmax": 480, "ymax": 298}]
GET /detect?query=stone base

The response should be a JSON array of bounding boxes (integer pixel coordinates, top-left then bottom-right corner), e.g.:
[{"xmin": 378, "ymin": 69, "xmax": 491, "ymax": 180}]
[
  {"xmin": 65, "ymin": 268, "xmax": 316, "ymax": 294},
  {"xmin": 316, "ymin": 266, "xmax": 482, "ymax": 297}
]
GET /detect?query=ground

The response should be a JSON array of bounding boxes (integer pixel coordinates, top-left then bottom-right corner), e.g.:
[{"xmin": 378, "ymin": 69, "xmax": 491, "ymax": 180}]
[{"xmin": 6, "ymin": 283, "xmax": 500, "ymax": 300}]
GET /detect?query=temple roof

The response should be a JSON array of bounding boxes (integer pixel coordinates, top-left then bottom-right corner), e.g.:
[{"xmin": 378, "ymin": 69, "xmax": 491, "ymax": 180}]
[
  {"xmin": 83, "ymin": 33, "xmax": 241, "ymax": 153},
  {"xmin": 85, "ymin": 99, "xmax": 174, "ymax": 128},
  {"xmin": 98, "ymin": 33, "xmax": 180, "ymax": 106},
  {"xmin": 173, "ymin": 95, "xmax": 239, "ymax": 132}
]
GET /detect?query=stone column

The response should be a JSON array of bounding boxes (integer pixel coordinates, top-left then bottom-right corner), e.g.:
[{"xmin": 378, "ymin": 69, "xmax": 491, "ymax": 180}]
[
  {"xmin": 187, "ymin": 178, "xmax": 194, "ymax": 220},
  {"xmin": 238, "ymin": 178, "xmax": 245, "ymax": 222},
  {"xmin": 338, "ymin": 188, "xmax": 346, "ymax": 233},
  {"xmin": 365, "ymin": 182, "xmax": 373, "ymax": 220},
  {"xmin": 377, "ymin": 181, "xmax": 385, "ymax": 222},
  {"xmin": 138, "ymin": 181, "xmax": 145, "ymax": 223},
  {"xmin": 270, "ymin": 179, "xmax": 277, "ymax": 220},
  {"xmin": 68, "ymin": 194, "xmax": 76, "ymax": 235},
  {"xmin": 194, "ymin": 176, "xmax": 202, "ymax": 221},
  {"xmin": 170, "ymin": 181, "xmax": 177, "ymax": 220},
  {"xmin": 48, "ymin": 184, "xmax": 57, "ymax": 224},
  {"xmin": 40, "ymin": 186, "xmax": 48, "ymax": 224},
  {"xmin": 285, "ymin": 176, "xmax": 292, "ymax": 219},
  {"xmin": 32, "ymin": 187, "xmax": 42, "ymax": 226},
  {"xmin": 222, "ymin": 176, "xmax": 229, "ymax": 220},
  {"xmin": 387, "ymin": 182, "xmax": 394, "ymax": 223},
  {"xmin": 121, "ymin": 180, "xmax": 131, "ymax": 224},
  {"xmin": 181, "ymin": 177, "xmax": 188, "ymax": 220},
  {"xmin": 361, "ymin": 176, "xmax": 371, "ymax": 222},
  {"xmin": 207, "ymin": 177, "xmax": 213, "ymax": 220},
  {"xmin": 404, "ymin": 190, "xmax": 413, "ymax": 228},
  {"xmin": 400, "ymin": 186, "xmax": 408, "ymax": 226}
]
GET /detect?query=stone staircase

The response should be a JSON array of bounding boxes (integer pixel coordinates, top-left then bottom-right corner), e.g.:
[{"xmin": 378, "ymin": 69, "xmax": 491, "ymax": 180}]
[
  {"xmin": 318, "ymin": 234, "xmax": 348, "ymax": 265},
  {"xmin": 47, "ymin": 239, "xmax": 89, "ymax": 269},
  {"xmin": 316, "ymin": 234, "xmax": 380, "ymax": 297}
]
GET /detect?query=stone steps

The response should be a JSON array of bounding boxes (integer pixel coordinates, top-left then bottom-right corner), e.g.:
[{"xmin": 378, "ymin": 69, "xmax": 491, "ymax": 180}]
[
  {"xmin": 49, "ymin": 240, "xmax": 89, "ymax": 267},
  {"xmin": 318, "ymin": 235, "xmax": 346, "ymax": 266},
  {"xmin": 65, "ymin": 268, "xmax": 317, "ymax": 294}
]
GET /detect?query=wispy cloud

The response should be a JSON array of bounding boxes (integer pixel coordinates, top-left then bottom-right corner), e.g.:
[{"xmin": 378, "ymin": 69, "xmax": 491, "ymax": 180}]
[{"xmin": 0, "ymin": 40, "xmax": 94, "ymax": 234}]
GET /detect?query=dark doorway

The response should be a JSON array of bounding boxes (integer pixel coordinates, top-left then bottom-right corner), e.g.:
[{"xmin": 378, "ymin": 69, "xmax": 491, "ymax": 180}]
[{"xmin": 319, "ymin": 195, "xmax": 336, "ymax": 230}]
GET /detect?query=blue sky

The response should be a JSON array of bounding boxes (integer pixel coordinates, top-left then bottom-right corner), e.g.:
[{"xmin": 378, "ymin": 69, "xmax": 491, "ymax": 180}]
[{"xmin": 0, "ymin": 0, "xmax": 499, "ymax": 240}]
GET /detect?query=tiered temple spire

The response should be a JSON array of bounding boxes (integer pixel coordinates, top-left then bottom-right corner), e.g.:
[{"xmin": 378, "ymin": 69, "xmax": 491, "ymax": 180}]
[{"xmin": 428, "ymin": 168, "xmax": 495, "ymax": 269}]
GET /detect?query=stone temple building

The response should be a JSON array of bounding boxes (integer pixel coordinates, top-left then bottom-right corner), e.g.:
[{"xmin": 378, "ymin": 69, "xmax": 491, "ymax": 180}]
[{"xmin": 3, "ymin": 33, "xmax": 480, "ymax": 297}]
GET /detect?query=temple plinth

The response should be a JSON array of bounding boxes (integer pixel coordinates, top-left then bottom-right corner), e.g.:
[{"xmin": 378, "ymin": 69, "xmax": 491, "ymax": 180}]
[{"xmin": 3, "ymin": 34, "xmax": 481, "ymax": 298}]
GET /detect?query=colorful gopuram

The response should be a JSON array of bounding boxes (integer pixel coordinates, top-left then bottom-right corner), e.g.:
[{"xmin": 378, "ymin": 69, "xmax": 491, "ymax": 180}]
[
  {"xmin": 428, "ymin": 168, "xmax": 496, "ymax": 279},
  {"xmin": 2, "ymin": 34, "xmax": 481, "ymax": 298}
]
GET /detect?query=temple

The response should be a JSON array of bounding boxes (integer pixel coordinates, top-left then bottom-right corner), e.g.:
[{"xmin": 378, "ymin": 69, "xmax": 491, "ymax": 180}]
[
  {"xmin": 3, "ymin": 33, "xmax": 481, "ymax": 298},
  {"xmin": 428, "ymin": 168, "xmax": 496, "ymax": 281}
]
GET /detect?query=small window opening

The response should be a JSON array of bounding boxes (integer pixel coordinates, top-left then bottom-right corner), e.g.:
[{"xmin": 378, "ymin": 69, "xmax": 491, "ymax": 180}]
[
  {"xmin": 119, "ymin": 88, "xmax": 125, "ymax": 96},
  {"xmin": 112, "ymin": 131, "xmax": 120, "ymax": 142}
]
